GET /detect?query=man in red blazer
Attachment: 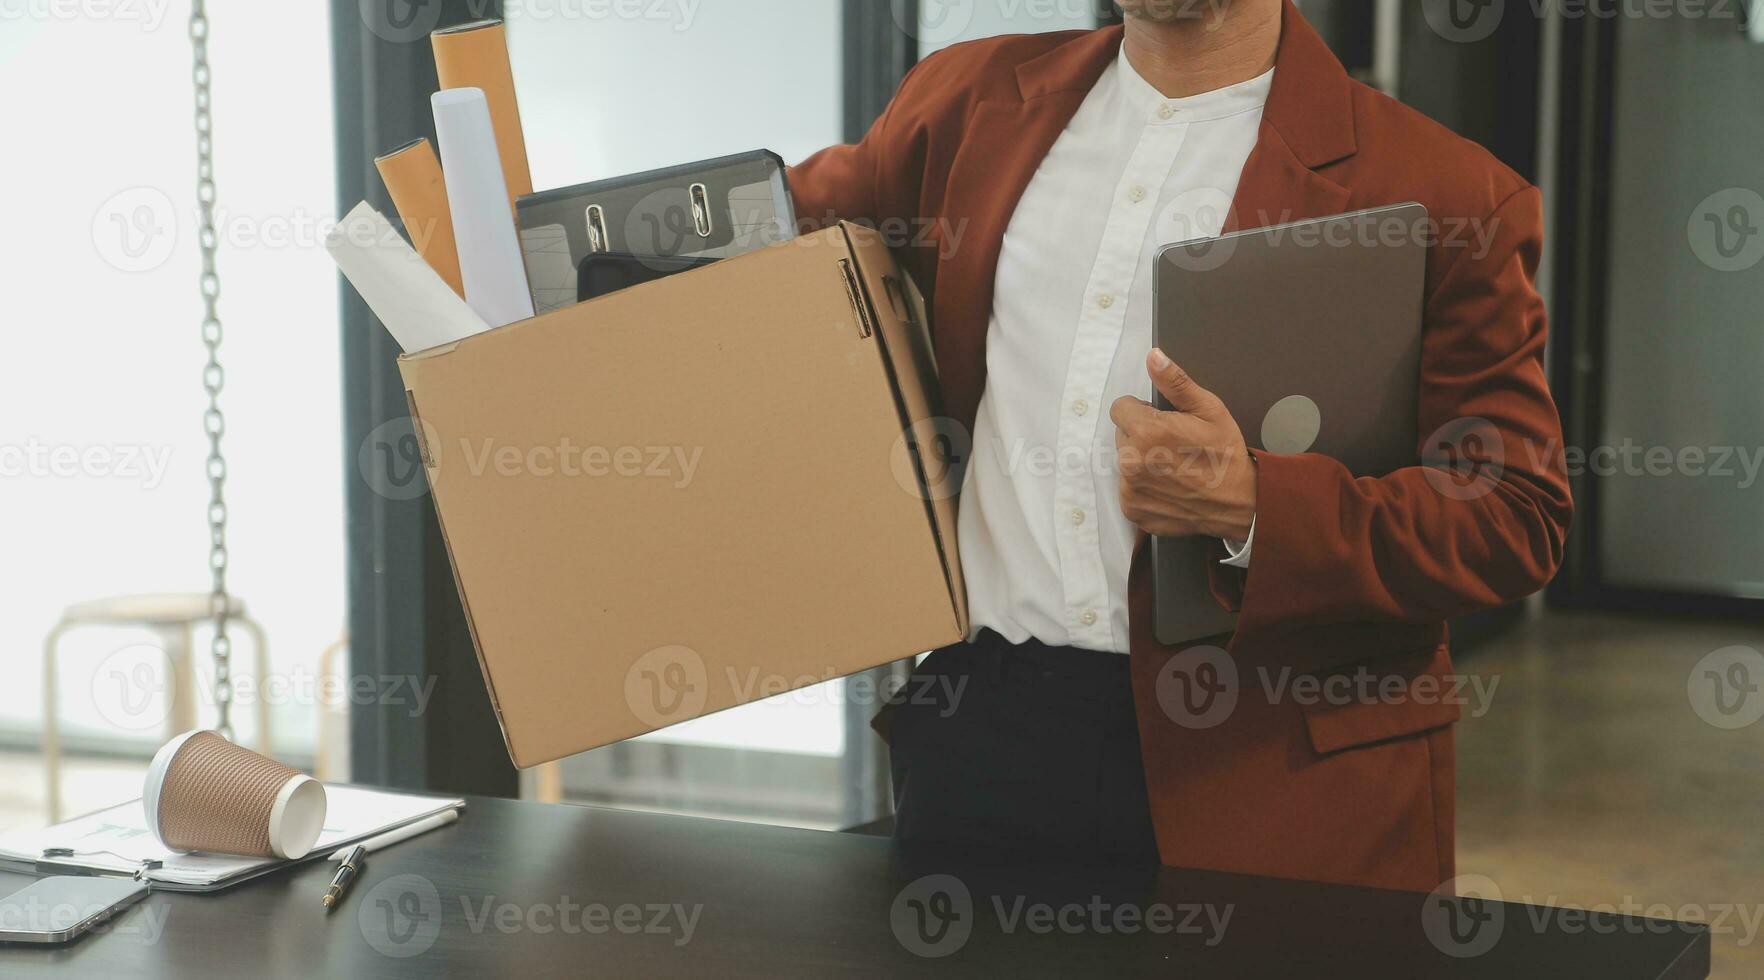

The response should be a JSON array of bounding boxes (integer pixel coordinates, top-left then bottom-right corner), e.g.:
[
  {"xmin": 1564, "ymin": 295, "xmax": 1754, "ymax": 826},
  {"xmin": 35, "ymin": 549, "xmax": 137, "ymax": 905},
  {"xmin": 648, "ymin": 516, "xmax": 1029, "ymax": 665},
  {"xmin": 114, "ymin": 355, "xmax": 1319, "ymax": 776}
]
[{"xmin": 791, "ymin": 0, "xmax": 1571, "ymax": 893}]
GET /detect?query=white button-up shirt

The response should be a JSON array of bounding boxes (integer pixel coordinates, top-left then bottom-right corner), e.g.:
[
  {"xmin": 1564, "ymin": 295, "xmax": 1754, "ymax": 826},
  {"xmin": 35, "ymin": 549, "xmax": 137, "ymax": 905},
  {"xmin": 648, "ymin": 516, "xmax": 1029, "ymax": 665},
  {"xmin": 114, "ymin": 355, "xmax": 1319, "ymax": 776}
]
[{"xmin": 957, "ymin": 48, "xmax": 1273, "ymax": 654}]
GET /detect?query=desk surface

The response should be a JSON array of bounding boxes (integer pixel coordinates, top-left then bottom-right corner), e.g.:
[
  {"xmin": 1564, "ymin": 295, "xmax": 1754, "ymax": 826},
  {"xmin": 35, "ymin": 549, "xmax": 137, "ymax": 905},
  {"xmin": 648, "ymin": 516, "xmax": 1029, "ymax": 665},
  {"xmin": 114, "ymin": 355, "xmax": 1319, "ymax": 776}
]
[{"xmin": 0, "ymin": 796, "xmax": 1709, "ymax": 978}]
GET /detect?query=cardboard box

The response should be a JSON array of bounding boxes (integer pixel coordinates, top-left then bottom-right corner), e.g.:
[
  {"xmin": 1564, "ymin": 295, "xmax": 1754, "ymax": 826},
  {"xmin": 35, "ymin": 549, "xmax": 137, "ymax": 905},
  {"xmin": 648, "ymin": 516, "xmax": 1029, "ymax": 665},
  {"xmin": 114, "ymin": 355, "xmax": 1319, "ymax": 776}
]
[{"xmin": 398, "ymin": 223, "xmax": 968, "ymax": 767}]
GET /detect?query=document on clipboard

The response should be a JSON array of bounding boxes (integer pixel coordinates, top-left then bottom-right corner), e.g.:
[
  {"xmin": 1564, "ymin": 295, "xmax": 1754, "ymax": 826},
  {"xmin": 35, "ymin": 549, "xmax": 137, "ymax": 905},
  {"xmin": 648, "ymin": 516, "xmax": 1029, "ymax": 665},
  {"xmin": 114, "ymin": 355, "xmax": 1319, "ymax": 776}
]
[{"xmin": 0, "ymin": 786, "xmax": 464, "ymax": 893}]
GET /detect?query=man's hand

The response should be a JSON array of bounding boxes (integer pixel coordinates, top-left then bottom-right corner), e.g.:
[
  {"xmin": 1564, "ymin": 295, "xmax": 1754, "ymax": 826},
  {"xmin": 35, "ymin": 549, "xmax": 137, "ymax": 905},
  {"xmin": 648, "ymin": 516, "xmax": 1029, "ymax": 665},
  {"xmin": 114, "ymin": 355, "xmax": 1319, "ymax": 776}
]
[{"xmin": 1110, "ymin": 348, "xmax": 1258, "ymax": 541}]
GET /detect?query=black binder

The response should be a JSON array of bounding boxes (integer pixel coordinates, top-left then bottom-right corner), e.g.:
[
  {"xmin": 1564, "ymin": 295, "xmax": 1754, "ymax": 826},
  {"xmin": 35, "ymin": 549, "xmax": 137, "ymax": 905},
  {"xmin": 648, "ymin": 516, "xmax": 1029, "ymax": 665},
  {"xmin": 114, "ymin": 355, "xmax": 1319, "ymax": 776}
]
[{"xmin": 517, "ymin": 149, "xmax": 796, "ymax": 314}]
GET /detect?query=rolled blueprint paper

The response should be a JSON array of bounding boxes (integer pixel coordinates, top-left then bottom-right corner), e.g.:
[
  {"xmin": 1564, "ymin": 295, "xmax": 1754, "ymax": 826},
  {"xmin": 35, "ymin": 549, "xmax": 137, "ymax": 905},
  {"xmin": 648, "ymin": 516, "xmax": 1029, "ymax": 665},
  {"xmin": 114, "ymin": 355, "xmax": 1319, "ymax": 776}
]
[
  {"xmin": 433, "ymin": 87, "xmax": 537, "ymax": 328},
  {"xmin": 375, "ymin": 138, "xmax": 464, "ymax": 297},
  {"xmin": 326, "ymin": 201, "xmax": 492, "ymax": 353},
  {"xmin": 431, "ymin": 18, "xmax": 533, "ymax": 212}
]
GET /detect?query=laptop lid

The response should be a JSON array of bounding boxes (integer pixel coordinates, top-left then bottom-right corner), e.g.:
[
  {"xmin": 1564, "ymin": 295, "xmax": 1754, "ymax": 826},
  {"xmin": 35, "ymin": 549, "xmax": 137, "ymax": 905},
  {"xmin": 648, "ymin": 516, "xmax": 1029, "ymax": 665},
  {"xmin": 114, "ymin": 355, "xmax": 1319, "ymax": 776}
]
[{"xmin": 1150, "ymin": 203, "xmax": 1429, "ymax": 647}]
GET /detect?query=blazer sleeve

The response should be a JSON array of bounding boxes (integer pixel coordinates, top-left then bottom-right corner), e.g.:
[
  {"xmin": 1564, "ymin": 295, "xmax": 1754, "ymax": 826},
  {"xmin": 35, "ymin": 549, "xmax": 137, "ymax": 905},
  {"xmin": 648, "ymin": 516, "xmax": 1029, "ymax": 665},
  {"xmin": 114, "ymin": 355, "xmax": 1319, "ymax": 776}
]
[
  {"xmin": 1210, "ymin": 185, "xmax": 1574, "ymax": 633},
  {"xmin": 788, "ymin": 60, "xmax": 933, "ymax": 234}
]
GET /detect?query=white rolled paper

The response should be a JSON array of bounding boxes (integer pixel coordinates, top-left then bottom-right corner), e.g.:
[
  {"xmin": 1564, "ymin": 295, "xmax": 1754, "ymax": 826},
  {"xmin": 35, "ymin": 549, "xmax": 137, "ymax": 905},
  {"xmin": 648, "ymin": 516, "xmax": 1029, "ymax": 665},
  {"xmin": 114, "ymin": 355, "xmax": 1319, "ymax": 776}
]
[
  {"xmin": 432, "ymin": 87, "xmax": 536, "ymax": 328},
  {"xmin": 325, "ymin": 202, "xmax": 492, "ymax": 354}
]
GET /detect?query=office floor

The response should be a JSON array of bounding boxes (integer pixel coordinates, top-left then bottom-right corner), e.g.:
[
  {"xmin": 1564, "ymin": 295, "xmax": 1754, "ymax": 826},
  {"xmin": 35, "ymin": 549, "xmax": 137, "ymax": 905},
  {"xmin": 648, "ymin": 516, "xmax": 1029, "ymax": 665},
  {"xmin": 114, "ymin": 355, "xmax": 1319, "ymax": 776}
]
[
  {"xmin": 2, "ymin": 608, "xmax": 1759, "ymax": 975},
  {"xmin": 1455, "ymin": 607, "xmax": 1764, "ymax": 979}
]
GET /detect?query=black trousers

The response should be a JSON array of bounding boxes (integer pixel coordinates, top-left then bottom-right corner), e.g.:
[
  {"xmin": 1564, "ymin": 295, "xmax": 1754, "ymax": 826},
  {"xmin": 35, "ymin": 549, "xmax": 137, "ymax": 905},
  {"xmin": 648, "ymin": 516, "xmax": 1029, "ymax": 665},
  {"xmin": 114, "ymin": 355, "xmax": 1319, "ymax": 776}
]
[{"xmin": 887, "ymin": 629, "xmax": 1160, "ymax": 865}]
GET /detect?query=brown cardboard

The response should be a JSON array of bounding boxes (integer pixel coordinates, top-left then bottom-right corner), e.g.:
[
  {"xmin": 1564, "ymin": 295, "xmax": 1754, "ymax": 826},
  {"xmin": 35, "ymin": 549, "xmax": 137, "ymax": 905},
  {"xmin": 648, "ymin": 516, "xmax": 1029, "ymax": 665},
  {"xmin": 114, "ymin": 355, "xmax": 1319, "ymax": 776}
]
[{"xmin": 398, "ymin": 223, "xmax": 967, "ymax": 768}]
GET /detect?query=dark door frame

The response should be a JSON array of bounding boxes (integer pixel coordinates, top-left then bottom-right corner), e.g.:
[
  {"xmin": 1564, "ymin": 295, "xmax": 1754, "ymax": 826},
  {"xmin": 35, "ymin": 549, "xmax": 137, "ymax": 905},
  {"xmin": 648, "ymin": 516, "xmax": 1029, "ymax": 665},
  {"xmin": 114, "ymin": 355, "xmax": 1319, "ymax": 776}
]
[
  {"xmin": 333, "ymin": 0, "xmax": 519, "ymax": 797},
  {"xmin": 1543, "ymin": 7, "xmax": 1762, "ymax": 620}
]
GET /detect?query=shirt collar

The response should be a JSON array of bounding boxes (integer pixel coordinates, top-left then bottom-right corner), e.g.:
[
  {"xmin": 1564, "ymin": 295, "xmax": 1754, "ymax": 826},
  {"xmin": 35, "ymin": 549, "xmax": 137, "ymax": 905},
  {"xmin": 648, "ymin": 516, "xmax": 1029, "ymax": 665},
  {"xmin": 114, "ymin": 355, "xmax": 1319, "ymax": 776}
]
[{"xmin": 1113, "ymin": 44, "xmax": 1275, "ymax": 125}]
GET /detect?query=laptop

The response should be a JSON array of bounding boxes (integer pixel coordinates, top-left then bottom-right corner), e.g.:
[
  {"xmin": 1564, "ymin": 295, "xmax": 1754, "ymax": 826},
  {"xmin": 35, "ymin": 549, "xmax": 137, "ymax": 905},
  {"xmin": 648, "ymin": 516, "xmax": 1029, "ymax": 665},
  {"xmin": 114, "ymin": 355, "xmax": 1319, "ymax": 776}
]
[{"xmin": 1151, "ymin": 203, "xmax": 1429, "ymax": 646}]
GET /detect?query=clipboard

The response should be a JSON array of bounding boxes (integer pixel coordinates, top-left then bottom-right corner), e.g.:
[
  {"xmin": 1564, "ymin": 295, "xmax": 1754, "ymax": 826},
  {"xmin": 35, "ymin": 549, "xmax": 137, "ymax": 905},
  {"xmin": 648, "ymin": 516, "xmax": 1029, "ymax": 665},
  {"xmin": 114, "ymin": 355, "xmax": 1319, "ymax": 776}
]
[{"xmin": 0, "ymin": 786, "xmax": 465, "ymax": 894}]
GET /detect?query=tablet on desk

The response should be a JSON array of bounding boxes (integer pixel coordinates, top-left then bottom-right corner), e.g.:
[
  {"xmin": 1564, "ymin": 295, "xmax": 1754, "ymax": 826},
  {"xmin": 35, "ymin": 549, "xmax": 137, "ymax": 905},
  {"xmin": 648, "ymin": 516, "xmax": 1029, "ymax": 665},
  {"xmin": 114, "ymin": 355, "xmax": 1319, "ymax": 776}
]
[{"xmin": 1151, "ymin": 203, "xmax": 1429, "ymax": 646}]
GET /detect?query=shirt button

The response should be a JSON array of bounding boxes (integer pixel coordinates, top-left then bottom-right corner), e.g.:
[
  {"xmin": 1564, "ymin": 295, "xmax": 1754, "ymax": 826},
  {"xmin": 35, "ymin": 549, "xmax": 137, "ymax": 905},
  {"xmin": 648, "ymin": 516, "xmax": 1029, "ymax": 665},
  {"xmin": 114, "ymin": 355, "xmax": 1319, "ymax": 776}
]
[
  {"xmin": 1097, "ymin": 293, "xmax": 1115, "ymax": 310},
  {"xmin": 1070, "ymin": 508, "xmax": 1087, "ymax": 526},
  {"xmin": 1159, "ymin": 105, "xmax": 1177, "ymax": 120},
  {"xmin": 1128, "ymin": 185, "xmax": 1147, "ymax": 203},
  {"xmin": 1080, "ymin": 609, "xmax": 1099, "ymax": 627},
  {"xmin": 1072, "ymin": 399, "xmax": 1089, "ymax": 417}
]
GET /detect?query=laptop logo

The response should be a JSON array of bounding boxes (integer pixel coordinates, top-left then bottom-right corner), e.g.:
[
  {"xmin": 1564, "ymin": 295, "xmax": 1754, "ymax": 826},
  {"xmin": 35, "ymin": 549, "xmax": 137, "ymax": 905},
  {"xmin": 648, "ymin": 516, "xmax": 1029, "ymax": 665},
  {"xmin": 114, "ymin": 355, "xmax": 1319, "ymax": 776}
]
[{"xmin": 1260, "ymin": 395, "xmax": 1322, "ymax": 455}]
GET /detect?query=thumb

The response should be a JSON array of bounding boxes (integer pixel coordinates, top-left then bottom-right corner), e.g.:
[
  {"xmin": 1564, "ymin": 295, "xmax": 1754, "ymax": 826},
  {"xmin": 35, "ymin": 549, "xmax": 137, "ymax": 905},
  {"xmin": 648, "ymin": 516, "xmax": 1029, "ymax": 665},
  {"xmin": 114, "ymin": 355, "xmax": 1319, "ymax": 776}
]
[{"xmin": 1148, "ymin": 348, "xmax": 1221, "ymax": 418}]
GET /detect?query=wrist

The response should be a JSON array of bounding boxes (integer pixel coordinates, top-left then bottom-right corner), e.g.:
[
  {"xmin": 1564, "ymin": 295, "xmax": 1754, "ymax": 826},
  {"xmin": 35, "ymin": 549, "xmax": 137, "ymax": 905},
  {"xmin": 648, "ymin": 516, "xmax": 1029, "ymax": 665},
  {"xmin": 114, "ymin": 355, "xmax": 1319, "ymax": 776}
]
[{"xmin": 1209, "ymin": 450, "xmax": 1258, "ymax": 541}]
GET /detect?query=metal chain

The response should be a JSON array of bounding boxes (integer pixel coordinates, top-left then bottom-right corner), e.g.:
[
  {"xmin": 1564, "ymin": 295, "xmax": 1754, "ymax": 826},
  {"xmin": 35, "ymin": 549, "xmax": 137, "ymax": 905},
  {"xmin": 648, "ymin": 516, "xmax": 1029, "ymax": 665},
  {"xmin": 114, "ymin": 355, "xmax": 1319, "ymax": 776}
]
[{"xmin": 190, "ymin": 0, "xmax": 234, "ymax": 740}]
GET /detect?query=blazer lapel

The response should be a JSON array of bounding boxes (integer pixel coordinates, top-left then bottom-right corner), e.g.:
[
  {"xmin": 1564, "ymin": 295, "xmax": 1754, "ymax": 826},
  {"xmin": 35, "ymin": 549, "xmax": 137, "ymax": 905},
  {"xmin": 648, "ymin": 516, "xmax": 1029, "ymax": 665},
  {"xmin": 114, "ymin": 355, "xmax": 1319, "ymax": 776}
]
[
  {"xmin": 1225, "ymin": 0, "xmax": 1358, "ymax": 234},
  {"xmin": 1224, "ymin": 125, "xmax": 1353, "ymax": 237},
  {"xmin": 934, "ymin": 28, "xmax": 1123, "ymax": 435}
]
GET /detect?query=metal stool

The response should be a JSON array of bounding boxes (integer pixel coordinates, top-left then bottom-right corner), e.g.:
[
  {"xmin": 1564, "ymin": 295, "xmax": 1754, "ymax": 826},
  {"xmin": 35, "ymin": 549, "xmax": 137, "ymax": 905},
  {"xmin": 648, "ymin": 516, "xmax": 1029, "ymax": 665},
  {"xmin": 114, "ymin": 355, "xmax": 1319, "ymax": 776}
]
[{"xmin": 42, "ymin": 593, "xmax": 270, "ymax": 823}]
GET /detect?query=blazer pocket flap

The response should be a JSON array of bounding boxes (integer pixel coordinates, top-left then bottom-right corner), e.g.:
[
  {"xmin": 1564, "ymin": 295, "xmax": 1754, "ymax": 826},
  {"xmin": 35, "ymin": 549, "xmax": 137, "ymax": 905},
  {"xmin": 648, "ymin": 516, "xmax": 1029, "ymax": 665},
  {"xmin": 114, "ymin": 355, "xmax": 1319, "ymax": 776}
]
[{"xmin": 1301, "ymin": 644, "xmax": 1463, "ymax": 755}]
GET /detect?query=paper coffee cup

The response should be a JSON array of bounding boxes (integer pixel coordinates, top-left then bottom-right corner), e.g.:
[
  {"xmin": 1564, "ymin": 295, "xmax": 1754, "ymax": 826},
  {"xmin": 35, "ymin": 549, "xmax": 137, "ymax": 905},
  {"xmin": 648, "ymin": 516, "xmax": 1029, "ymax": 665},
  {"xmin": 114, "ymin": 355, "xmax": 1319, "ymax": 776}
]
[{"xmin": 144, "ymin": 730, "xmax": 327, "ymax": 860}]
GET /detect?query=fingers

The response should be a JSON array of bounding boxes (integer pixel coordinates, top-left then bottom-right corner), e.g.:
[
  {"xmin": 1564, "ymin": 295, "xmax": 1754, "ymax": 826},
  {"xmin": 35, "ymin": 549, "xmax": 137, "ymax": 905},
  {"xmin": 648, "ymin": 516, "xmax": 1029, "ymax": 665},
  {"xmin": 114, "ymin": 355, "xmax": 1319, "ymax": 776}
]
[
  {"xmin": 1147, "ymin": 348, "xmax": 1221, "ymax": 418},
  {"xmin": 1109, "ymin": 395, "xmax": 1158, "ymax": 433}
]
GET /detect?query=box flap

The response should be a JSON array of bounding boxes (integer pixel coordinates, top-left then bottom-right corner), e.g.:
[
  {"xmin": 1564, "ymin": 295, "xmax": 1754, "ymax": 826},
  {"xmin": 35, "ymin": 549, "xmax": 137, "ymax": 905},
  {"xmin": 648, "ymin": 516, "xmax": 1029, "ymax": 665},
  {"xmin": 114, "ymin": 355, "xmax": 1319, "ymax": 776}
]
[{"xmin": 838, "ymin": 224, "xmax": 969, "ymax": 638}]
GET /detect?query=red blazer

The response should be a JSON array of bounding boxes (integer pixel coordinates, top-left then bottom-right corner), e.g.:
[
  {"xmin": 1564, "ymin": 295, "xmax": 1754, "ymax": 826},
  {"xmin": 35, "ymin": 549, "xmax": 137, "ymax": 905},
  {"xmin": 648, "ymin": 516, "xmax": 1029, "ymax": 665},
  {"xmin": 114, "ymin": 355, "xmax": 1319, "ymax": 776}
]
[{"xmin": 791, "ymin": 3, "xmax": 1572, "ymax": 893}]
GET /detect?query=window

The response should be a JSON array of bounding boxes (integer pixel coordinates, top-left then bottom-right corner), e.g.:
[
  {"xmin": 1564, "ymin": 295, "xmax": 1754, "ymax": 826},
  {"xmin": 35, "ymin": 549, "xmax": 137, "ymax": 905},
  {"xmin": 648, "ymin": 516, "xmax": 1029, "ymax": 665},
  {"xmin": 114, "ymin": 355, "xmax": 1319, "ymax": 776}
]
[{"xmin": 0, "ymin": 6, "xmax": 343, "ymax": 829}]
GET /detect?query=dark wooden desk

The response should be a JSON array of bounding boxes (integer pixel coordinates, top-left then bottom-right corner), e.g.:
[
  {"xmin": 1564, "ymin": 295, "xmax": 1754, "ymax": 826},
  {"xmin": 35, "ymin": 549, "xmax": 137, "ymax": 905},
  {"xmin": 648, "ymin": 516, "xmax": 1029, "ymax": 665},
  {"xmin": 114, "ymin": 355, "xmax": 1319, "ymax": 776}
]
[{"xmin": 0, "ymin": 796, "xmax": 1709, "ymax": 978}]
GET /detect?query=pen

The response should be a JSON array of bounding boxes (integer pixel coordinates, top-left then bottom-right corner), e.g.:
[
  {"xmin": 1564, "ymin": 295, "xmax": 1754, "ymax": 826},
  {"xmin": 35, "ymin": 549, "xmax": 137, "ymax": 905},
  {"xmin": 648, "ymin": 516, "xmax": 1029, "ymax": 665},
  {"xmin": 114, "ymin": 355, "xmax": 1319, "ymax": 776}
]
[{"xmin": 322, "ymin": 844, "xmax": 366, "ymax": 911}]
